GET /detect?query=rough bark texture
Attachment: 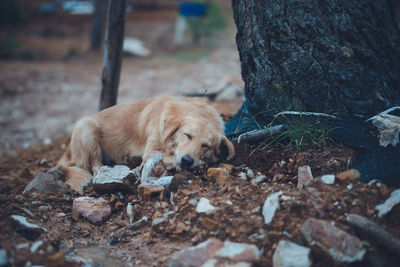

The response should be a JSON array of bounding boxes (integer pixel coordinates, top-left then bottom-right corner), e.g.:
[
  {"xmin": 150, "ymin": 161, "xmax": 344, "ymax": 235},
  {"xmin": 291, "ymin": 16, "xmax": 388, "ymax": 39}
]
[
  {"xmin": 99, "ymin": 0, "xmax": 126, "ymax": 111},
  {"xmin": 231, "ymin": 0, "xmax": 400, "ymax": 119}
]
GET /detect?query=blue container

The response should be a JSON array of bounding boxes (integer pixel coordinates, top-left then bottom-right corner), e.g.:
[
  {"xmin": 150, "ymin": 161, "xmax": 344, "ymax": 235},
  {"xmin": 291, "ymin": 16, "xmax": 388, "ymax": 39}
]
[{"xmin": 179, "ymin": 2, "xmax": 207, "ymax": 17}]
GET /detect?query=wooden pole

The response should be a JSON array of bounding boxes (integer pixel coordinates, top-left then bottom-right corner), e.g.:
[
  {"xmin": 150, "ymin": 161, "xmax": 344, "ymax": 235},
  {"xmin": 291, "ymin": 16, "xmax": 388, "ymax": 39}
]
[
  {"xmin": 98, "ymin": 0, "xmax": 126, "ymax": 111},
  {"xmin": 90, "ymin": 0, "xmax": 107, "ymax": 50}
]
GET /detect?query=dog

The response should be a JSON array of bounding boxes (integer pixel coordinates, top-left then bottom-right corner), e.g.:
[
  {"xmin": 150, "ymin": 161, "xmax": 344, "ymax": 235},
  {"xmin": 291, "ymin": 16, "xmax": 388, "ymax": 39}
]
[{"xmin": 57, "ymin": 96, "xmax": 235, "ymax": 192}]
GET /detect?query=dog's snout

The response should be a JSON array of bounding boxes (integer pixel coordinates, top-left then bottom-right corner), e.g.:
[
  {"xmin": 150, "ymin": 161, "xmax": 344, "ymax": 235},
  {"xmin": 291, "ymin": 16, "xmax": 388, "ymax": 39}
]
[{"xmin": 180, "ymin": 154, "xmax": 194, "ymax": 169}]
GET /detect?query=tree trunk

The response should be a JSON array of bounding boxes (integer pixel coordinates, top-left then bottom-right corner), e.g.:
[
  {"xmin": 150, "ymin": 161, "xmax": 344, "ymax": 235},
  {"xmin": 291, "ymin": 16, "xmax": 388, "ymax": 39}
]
[
  {"xmin": 90, "ymin": 0, "xmax": 107, "ymax": 51},
  {"xmin": 99, "ymin": 0, "xmax": 126, "ymax": 111},
  {"xmin": 230, "ymin": 0, "xmax": 400, "ymax": 127}
]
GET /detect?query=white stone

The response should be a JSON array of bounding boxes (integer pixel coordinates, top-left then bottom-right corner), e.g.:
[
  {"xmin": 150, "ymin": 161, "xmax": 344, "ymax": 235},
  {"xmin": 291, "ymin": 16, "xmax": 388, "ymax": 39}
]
[
  {"xmin": 347, "ymin": 184, "xmax": 354, "ymax": 190},
  {"xmin": 11, "ymin": 215, "xmax": 48, "ymax": 232},
  {"xmin": 123, "ymin": 37, "xmax": 151, "ymax": 57},
  {"xmin": 246, "ymin": 168, "xmax": 255, "ymax": 179},
  {"xmin": 273, "ymin": 240, "xmax": 311, "ymax": 267},
  {"xmin": 376, "ymin": 189, "xmax": 400, "ymax": 218},
  {"xmin": 196, "ymin": 198, "xmax": 217, "ymax": 214},
  {"xmin": 321, "ymin": 175, "xmax": 335, "ymax": 185},
  {"xmin": 30, "ymin": 240, "xmax": 43, "ymax": 253},
  {"xmin": 157, "ymin": 176, "xmax": 174, "ymax": 186},
  {"xmin": 93, "ymin": 165, "xmax": 133, "ymax": 184},
  {"xmin": 251, "ymin": 175, "xmax": 266, "ymax": 184},
  {"xmin": 262, "ymin": 191, "xmax": 283, "ymax": 224},
  {"xmin": 238, "ymin": 172, "xmax": 247, "ymax": 180},
  {"xmin": 215, "ymin": 241, "xmax": 261, "ymax": 262}
]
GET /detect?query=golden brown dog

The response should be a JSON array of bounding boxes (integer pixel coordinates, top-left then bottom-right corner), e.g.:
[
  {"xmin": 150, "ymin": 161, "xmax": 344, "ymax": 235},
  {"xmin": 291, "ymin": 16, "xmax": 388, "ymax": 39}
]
[{"xmin": 57, "ymin": 96, "xmax": 235, "ymax": 192}]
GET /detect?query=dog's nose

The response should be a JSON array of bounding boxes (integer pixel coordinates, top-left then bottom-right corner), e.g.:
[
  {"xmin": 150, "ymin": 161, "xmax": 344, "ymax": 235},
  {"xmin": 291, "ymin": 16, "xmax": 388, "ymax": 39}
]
[{"xmin": 180, "ymin": 154, "xmax": 194, "ymax": 169}]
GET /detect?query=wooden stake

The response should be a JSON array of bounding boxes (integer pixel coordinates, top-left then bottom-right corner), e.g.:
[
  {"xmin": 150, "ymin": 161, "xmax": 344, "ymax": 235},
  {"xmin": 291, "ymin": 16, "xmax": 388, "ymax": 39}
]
[{"xmin": 98, "ymin": 0, "xmax": 126, "ymax": 111}]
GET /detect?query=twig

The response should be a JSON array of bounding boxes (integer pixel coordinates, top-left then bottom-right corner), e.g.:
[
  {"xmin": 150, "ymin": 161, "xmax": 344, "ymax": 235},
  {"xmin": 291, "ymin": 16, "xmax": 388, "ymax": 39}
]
[
  {"xmin": 233, "ymin": 124, "xmax": 286, "ymax": 143},
  {"xmin": 274, "ymin": 111, "xmax": 337, "ymax": 119},
  {"xmin": 346, "ymin": 213, "xmax": 400, "ymax": 255},
  {"xmin": 366, "ymin": 106, "xmax": 400, "ymax": 121}
]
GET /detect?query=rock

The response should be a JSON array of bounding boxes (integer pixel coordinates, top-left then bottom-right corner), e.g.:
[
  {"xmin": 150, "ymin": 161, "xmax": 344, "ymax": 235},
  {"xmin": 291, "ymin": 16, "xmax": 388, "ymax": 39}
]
[
  {"xmin": 0, "ymin": 249, "xmax": 9, "ymax": 267},
  {"xmin": 30, "ymin": 240, "xmax": 44, "ymax": 253},
  {"xmin": 200, "ymin": 217, "xmax": 219, "ymax": 231},
  {"xmin": 157, "ymin": 176, "xmax": 175, "ymax": 187},
  {"xmin": 245, "ymin": 167, "xmax": 255, "ymax": 179},
  {"xmin": 72, "ymin": 197, "xmax": 111, "ymax": 225},
  {"xmin": 129, "ymin": 215, "xmax": 148, "ymax": 230},
  {"xmin": 320, "ymin": 174, "xmax": 335, "ymax": 185},
  {"xmin": 24, "ymin": 167, "xmax": 70, "ymax": 194},
  {"xmin": 273, "ymin": 240, "xmax": 311, "ymax": 267},
  {"xmin": 297, "ymin": 166, "xmax": 313, "ymax": 188},
  {"xmin": 300, "ymin": 218, "xmax": 366, "ymax": 263},
  {"xmin": 169, "ymin": 239, "xmax": 224, "ymax": 267},
  {"xmin": 93, "ymin": 165, "xmax": 137, "ymax": 193},
  {"xmin": 55, "ymin": 212, "xmax": 66, "ymax": 218},
  {"xmin": 66, "ymin": 246, "xmax": 128, "ymax": 267},
  {"xmin": 336, "ymin": 169, "xmax": 360, "ymax": 182},
  {"xmin": 152, "ymin": 217, "xmax": 166, "ymax": 227},
  {"xmin": 169, "ymin": 239, "xmax": 260, "ymax": 267},
  {"xmin": 251, "ymin": 175, "xmax": 267, "ymax": 184},
  {"xmin": 372, "ymin": 113, "xmax": 400, "ymax": 147},
  {"xmin": 38, "ymin": 205, "xmax": 51, "ymax": 211},
  {"xmin": 347, "ymin": 184, "xmax": 354, "ymax": 190},
  {"xmin": 11, "ymin": 215, "xmax": 48, "ymax": 240},
  {"xmin": 238, "ymin": 172, "xmax": 248, "ymax": 181},
  {"xmin": 302, "ymin": 187, "xmax": 327, "ymax": 216},
  {"xmin": 375, "ymin": 189, "xmax": 400, "ymax": 218},
  {"xmin": 215, "ymin": 241, "xmax": 261, "ymax": 262},
  {"xmin": 206, "ymin": 166, "xmax": 233, "ymax": 184},
  {"xmin": 123, "ymin": 37, "xmax": 151, "ymax": 57},
  {"xmin": 138, "ymin": 183, "xmax": 164, "ymax": 200},
  {"xmin": 196, "ymin": 198, "xmax": 217, "ymax": 214},
  {"xmin": 141, "ymin": 153, "xmax": 166, "ymax": 183},
  {"xmin": 262, "ymin": 191, "xmax": 282, "ymax": 224}
]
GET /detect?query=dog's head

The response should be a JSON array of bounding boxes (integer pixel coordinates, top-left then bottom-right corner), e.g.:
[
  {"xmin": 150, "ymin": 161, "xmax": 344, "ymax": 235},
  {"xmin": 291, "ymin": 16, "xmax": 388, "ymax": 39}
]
[{"xmin": 160, "ymin": 103, "xmax": 234, "ymax": 170}]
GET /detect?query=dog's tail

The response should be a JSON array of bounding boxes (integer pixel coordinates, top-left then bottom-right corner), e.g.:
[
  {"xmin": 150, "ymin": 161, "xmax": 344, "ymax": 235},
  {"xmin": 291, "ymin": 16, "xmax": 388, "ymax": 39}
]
[{"xmin": 58, "ymin": 165, "xmax": 93, "ymax": 193}]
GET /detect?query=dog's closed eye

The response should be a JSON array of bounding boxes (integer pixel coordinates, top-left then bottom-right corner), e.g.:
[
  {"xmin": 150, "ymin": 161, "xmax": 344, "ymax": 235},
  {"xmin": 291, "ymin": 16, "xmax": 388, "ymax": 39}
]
[
  {"xmin": 202, "ymin": 144, "xmax": 210, "ymax": 150},
  {"xmin": 185, "ymin": 133, "xmax": 192, "ymax": 140}
]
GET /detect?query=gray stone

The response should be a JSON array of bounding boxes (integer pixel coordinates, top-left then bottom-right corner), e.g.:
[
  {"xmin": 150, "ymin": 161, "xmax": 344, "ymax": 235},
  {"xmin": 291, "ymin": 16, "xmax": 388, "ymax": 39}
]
[
  {"xmin": 196, "ymin": 198, "xmax": 217, "ymax": 214},
  {"xmin": 251, "ymin": 175, "xmax": 266, "ymax": 184},
  {"xmin": 131, "ymin": 216, "xmax": 149, "ymax": 230},
  {"xmin": 297, "ymin": 166, "xmax": 313, "ymax": 188},
  {"xmin": 375, "ymin": 189, "xmax": 400, "ymax": 218},
  {"xmin": 24, "ymin": 167, "xmax": 70, "ymax": 194},
  {"xmin": 300, "ymin": 218, "xmax": 365, "ymax": 263},
  {"xmin": 66, "ymin": 246, "xmax": 128, "ymax": 267},
  {"xmin": 11, "ymin": 215, "xmax": 48, "ymax": 232},
  {"xmin": 93, "ymin": 165, "xmax": 137, "ymax": 193},
  {"xmin": 72, "ymin": 197, "xmax": 111, "ymax": 225},
  {"xmin": 169, "ymin": 239, "xmax": 224, "ymax": 267},
  {"xmin": 262, "ymin": 191, "xmax": 282, "ymax": 224},
  {"xmin": 0, "ymin": 249, "xmax": 9, "ymax": 267},
  {"xmin": 141, "ymin": 153, "xmax": 166, "ymax": 183},
  {"xmin": 11, "ymin": 215, "xmax": 47, "ymax": 241},
  {"xmin": 273, "ymin": 240, "xmax": 311, "ymax": 267},
  {"xmin": 152, "ymin": 217, "xmax": 166, "ymax": 227},
  {"xmin": 157, "ymin": 176, "xmax": 175, "ymax": 187}
]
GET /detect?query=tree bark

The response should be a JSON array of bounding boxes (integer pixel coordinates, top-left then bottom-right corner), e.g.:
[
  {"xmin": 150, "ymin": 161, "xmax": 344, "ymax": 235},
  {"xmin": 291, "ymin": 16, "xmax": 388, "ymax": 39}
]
[
  {"xmin": 99, "ymin": 0, "xmax": 126, "ymax": 111},
  {"xmin": 230, "ymin": 0, "xmax": 400, "ymax": 123},
  {"xmin": 90, "ymin": 0, "xmax": 107, "ymax": 51}
]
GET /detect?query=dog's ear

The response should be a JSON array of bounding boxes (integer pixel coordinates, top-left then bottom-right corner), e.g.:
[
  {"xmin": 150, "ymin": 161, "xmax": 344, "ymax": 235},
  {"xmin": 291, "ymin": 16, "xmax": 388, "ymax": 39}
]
[
  {"xmin": 218, "ymin": 135, "xmax": 235, "ymax": 161},
  {"xmin": 160, "ymin": 106, "xmax": 182, "ymax": 142}
]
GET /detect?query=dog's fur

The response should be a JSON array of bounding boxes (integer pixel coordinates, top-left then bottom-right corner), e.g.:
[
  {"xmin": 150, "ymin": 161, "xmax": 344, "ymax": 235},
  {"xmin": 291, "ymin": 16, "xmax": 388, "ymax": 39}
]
[{"xmin": 57, "ymin": 96, "xmax": 235, "ymax": 192}]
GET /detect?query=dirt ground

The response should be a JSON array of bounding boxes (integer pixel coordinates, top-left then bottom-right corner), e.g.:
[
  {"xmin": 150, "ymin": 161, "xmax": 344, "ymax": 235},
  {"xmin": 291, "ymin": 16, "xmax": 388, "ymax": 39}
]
[{"xmin": 1, "ymin": 4, "xmax": 400, "ymax": 267}]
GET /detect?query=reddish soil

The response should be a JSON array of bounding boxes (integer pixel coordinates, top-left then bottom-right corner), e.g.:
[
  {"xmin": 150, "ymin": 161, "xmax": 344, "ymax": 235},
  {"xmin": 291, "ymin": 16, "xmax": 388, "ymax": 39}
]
[{"xmin": 1, "ymin": 3, "xmax": 399, "ymax": 267}]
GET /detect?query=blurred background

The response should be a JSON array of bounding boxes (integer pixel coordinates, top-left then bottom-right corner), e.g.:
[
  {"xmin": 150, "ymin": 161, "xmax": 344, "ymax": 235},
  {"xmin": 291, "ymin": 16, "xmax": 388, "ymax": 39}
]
[{"xmin": 0, "ymin": 0, "xmax": 244, "ymax": 157}]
